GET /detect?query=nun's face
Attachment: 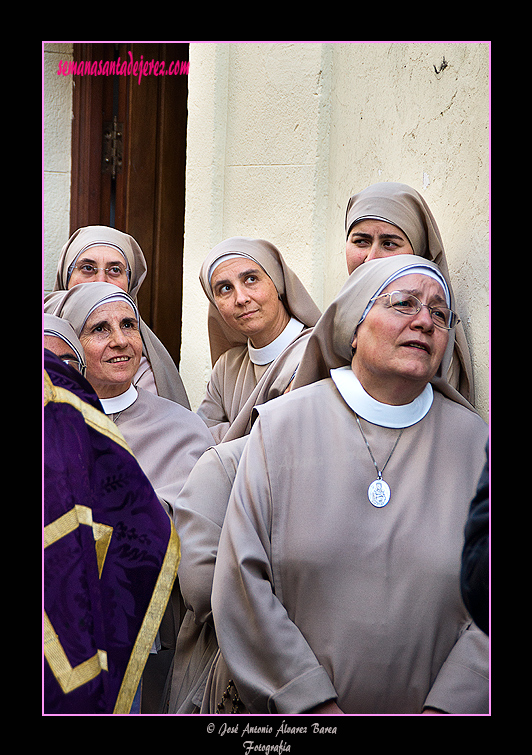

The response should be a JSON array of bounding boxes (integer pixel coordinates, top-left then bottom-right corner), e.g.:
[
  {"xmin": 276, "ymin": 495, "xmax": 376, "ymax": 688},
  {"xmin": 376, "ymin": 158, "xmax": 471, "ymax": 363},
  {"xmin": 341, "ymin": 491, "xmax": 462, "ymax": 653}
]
[
  {"xmin": 211, "ymin": 257, "xmax": 290, "ymax": 348},
  {"xmin": 80, "ymin": 302, "xmax": 142, "ymax": 398},
  {"xmin": 351, "ymin": 274, "xmax": 449, "ymax": 405},
  {"xmin": 345, "ymin": 220, "xmax": 414, "ymax": 274},
  {"xmin": 68, "ymin": 246, "xmax": 129, "ymax": 291}
]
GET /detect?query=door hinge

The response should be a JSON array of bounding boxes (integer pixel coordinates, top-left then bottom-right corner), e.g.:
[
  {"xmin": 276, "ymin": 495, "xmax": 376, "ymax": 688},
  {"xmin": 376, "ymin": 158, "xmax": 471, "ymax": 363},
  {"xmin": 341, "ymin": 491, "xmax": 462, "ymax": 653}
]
[{"xmin": 102, "ymin": 116, "xmax": 123, "ymax": 178}]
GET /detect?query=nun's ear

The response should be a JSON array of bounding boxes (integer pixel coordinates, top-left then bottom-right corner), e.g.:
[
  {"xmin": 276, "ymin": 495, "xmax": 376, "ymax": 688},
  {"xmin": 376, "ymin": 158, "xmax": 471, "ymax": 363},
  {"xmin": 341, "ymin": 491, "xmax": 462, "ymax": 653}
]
[{"xmin": 351, "ymin": 332, "xmax": 357, "ymax": 355}]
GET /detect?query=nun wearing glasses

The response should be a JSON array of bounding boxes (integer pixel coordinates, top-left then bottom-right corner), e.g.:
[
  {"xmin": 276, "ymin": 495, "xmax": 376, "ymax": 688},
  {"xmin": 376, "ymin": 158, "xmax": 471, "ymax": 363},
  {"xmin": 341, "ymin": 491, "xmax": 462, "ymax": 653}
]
[
  {"xmin": 44, "ymin": 313, "xmax": 86, "ymax": 375},
  {"xmin": 53, "ymin": 225, "xmax": 190, "ymax": 408},
  {"xmin": 209, "ymin": 255, "xmax": 488, "ymax": 715}
]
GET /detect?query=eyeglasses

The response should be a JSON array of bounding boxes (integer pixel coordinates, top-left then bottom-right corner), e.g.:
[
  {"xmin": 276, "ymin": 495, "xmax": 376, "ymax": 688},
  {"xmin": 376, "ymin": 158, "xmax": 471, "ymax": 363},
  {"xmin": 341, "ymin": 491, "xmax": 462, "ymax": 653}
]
[
  {"xmin": 370, "ymin": 290, "xmax": 460, "ymax": 330},
  {"xmin": 73, "ymin": 262, "xmax": 128, "ymax": 279},
  {"xmin": 62, "ymin": 357, "xmax": 86, "ymax": 375}
]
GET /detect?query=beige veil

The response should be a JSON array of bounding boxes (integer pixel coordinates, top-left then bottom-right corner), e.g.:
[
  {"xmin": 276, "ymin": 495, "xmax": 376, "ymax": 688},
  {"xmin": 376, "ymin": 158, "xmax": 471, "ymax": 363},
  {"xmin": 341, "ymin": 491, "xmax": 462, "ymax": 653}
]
[
  {"xmin": 199, "ymin": 237, "xmax": 321, "ymax": 366},
  {"xmin": 53, "ymin": 226, "xmax": 190, "ymax": 408},
  {"xmin": 43, "ymin": 313, "xmax": 86, "ymax": 370},
  {"xmin": 292, "ymin": 255, "xmax": 474, "ymax": 411},
  {"xmin": 45, "ymin": 282, "xmax": 139, "ymax": 338},
  {"xmin": 344, "ymin": 182, "xmax": 474, "ymax": 404}
]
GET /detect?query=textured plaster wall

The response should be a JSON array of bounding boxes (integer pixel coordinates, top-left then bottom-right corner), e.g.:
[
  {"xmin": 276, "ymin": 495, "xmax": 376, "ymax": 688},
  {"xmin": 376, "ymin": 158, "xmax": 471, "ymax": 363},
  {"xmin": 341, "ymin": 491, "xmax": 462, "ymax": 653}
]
[
  {"xmin": 323, "ymin": 43, "xmax": 490, "ymax": 421},
  {"xmin": 43, "ymin": 43, "xmax": 73, "ymax": 294},
  {"xmin": 181, "ymin": 42, "xmax": 489, "ymax": 419},
  {"xmin": 181, "ymin": 43, "xmax": 334, "ymax": 410}
]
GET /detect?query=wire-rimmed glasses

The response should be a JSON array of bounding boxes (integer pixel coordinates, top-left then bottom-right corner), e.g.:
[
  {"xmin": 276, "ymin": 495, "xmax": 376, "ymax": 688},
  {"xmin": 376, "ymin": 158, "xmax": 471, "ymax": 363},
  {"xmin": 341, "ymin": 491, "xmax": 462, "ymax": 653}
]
[
  {"xmin": 370, "ymin": 290, "xmax": 460, "ymax": 330},
  {"xmin": 61, "ymin": 357, "xmax": 86, "ymax": 375},
  {"xmin": 72, "ymin": 262, "xmax": 128, "ymax": 280}
]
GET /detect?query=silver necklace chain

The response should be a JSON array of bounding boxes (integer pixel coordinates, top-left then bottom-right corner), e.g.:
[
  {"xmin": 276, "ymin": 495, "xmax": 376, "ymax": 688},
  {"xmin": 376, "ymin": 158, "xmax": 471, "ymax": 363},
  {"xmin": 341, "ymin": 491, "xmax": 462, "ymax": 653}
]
[{"xmin": 354, "ymin": 414, "xmax": 404, "ymax": 481}]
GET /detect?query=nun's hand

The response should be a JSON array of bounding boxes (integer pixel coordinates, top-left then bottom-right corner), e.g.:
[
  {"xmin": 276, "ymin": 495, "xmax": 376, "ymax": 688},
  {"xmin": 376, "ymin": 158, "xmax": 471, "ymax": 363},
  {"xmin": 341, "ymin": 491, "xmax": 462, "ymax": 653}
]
[{"xmin": 306, "ymin": 700, "xmax": 344, "ymax": 715}]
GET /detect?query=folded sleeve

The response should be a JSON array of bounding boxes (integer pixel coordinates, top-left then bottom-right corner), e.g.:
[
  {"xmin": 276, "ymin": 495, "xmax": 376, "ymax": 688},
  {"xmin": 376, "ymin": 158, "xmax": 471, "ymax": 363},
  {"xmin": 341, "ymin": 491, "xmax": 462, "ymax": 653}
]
[
  {"xmin": 423, "ymin": 621, "xmax": 489, "ymax": 713},
  {"xmin": 174, "ymin": 440, "xmax": 246, "ymax": 626},
  {"xmin": 196, "ymin": 362, "xmax": 231, "ymax": 443}
]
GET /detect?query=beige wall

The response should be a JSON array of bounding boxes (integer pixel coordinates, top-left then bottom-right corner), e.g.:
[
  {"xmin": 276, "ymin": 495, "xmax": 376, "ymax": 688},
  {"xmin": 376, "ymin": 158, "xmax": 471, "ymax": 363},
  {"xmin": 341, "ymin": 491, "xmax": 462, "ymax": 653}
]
[
  {"xmin": 180, "ymin": 43, "xmax": 335, "ymax": 409},
  {"xmin": 42, "ymin": 42, "xmax": 490, "ymax": 420},
  {"xmin": 181, "ymin": 42, "xmax": 489, "ymax": 419}
]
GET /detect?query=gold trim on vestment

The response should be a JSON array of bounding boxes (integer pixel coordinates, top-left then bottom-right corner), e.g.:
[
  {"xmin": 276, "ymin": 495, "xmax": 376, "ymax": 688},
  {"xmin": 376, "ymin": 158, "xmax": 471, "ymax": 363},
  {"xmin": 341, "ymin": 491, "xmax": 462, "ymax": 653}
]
[
  {"xmin": 44, "ymin": 368, "xmax": 181, "ymax": 713},
  {"xmin": 44, "ymin": 505, "xmax": 113, "ymax": 578},
  {"xmin": 43, "ymin": 370, "xmax": 133, "ymax": 455},
  {"xmin": 43, "ymin": 611, "xmax": 109, "ymax": 694},
  {"xmin": 113, "ymin": 523, "xmax": 181, "ymax": 713}
]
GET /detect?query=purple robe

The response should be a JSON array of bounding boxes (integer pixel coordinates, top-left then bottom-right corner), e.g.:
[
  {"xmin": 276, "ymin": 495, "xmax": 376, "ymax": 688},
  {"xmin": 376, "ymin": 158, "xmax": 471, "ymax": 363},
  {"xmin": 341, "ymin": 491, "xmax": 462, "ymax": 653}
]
[{"xmin": 43, "ymin": 350, "xmax": 180, "ymax": 714}]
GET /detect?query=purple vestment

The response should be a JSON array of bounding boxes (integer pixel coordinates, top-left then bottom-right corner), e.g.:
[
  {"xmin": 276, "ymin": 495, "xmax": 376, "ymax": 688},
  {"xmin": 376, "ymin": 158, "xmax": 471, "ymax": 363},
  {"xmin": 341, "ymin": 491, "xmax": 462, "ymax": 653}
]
[{"xmin": 43, "ymin": 350, "xmax": 180, "ymax": 714}]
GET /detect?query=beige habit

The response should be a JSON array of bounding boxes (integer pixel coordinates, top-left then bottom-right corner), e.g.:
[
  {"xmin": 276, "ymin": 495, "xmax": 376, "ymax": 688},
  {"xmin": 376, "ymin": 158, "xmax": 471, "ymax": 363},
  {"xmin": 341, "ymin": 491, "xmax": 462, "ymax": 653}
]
[
  {"xmin": 53, "ymin": 225, "xmax": 190, "ymax": 408},
  {"xmin": 210, "ymin": 256, "xmax": 489, "ymax": 714},
  {"xmin": 197, "ymin": 237, "xmax": 321, "ymax": 442},
  {"xmin": 342, "ymin": 182, "xmax": 475, "ymax": 404},
  {"xmin": 163, "ymin": 435, "xmax": 248, "ymax": 713}
]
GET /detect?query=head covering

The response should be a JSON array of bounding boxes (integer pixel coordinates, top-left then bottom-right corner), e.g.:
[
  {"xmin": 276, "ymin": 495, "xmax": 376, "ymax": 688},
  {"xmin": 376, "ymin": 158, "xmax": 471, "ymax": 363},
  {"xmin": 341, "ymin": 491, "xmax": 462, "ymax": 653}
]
[
  {"xmin": 199, "ymin": 237, "xmax": 321, "ymax": 366},
  {"xmin": 358, "ymin": 263, "xmax": 451, "ymax": 326},
  {"xmin": 44, "ymin": 282, "xmax": 139, "ymax": 338},
  {"xmin": 345, "ymin": 182, "xmax": 446, "ymax": 267},
  {"xmin": 52, "ymin": 227, "xmax": 190, "ymax": 408},
  {"xmin": 43, "ymin": 338, "xmax": 101, "ymax": 410},
  {"xmin": 344, "ymin": 182, "xmax": 474, "ymax": 403},
  {"xmin": 292, "ymin": 255, "xmax": 472, "ymax": 410},
  {"xmin": 53, "ymin": 226, "xmax": 147, "ymax": 301},
  {"xmin": 43, "ymin": 313, "xmax": 86, "ymax": 370}
]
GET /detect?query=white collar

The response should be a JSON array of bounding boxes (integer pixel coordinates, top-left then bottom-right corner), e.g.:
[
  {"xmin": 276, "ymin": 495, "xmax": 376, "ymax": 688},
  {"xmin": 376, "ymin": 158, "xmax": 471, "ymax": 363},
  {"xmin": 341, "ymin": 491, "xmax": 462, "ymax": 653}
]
[
  {"xmin": 330, "ymin": 366, "xmax": 433, "ymax": 428},
  {"xmin": 100, "ymin": 384, "xmax": 138, "ymax": 415},
  {"xmin": 248, "ymin": 317, "xmax": 304, "ymax": 365}
]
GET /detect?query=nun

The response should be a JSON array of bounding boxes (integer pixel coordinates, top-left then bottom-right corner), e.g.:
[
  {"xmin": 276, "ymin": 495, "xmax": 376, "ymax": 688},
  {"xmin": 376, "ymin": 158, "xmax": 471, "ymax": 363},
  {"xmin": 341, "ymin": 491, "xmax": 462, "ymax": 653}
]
[
  {"xmin": 164, "ymin": 338, "xmax": 330, "ymax": 712},
  {"xmin": 197, "ymin": 237, "xmax": 321, "ymax": 442},
  {"xmin": 163, "ymin": 435, "xmax": 248, "ymax": 713},
  {"xmin": 210, "ymin": 255, "xmax": 489, "ymax": 714},
  {"xmin": 44, "ymin": 282, "xmax": 212, "ymax": 515},
  {"xmin": 44, "ymin": 313, "xmax": 86, "ymax": 376},
  {"xmin": 53, "ymin": 225, "xmax": 190, "ymax": 408},
  {"xmin": 342, "ymin": 181, "xmax": 475, "ymax": 404},
  {"xmin": 45, "ymin": 282, "xmax": 214, "ymax": 711}
]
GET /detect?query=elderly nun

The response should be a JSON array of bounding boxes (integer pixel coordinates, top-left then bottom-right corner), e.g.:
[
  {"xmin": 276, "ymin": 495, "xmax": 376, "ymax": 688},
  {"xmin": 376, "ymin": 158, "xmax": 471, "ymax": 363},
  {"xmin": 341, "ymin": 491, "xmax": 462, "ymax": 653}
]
[
  {"xmin": 209, "ymin": 255, "xmax": 488, "ymax": 715},
  {"xmin": 53, "ymin": 225, "xmax": 190, "ymax": 408},
  {"xmin": 44, "ymin": 282, "xmax": 212, "ymax": 515},
  {"xmin": 45, "ymin": 282, "xmax": 213, "ymax": 712},
  {"xmin": 197, "ymin": 237, "xmax": 321, "ymax": 442}
]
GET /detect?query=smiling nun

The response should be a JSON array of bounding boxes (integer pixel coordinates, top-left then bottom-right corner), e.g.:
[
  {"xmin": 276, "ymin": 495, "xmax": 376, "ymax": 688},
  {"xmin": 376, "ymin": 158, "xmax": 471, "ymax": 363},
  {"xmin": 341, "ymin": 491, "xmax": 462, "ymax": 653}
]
[
  {"xmin": 53, "ymin": 225, "xmax": 190, "ymax": 408},
  {"xmin": 44, "ymin": 282, "xmax": 212, "ymax": 515}
]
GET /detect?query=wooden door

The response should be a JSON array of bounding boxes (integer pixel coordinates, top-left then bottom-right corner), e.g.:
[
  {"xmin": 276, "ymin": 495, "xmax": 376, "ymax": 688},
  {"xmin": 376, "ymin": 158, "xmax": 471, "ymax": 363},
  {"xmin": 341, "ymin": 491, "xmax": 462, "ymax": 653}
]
[{"xmin": 69, "ymin": 42, "xmax": 189, "ymax": 367}]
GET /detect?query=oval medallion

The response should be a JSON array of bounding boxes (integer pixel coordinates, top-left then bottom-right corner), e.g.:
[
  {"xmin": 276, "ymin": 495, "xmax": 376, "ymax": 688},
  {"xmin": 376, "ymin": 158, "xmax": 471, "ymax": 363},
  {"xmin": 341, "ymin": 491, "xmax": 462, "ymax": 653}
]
[{"xmin": 368, "ymin": 478, "xmax": 390, "ymax": 508}]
